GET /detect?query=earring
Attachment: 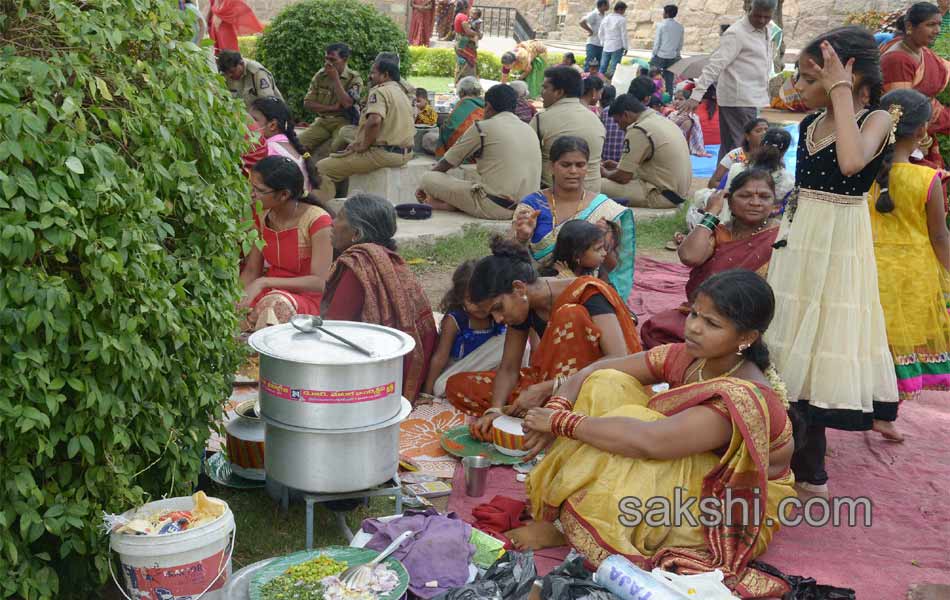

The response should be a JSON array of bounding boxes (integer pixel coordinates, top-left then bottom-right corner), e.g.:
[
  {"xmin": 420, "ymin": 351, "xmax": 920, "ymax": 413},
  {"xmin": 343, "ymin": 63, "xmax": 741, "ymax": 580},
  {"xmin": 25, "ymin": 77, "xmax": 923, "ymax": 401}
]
[
  {"xmin": 522, "ymin": 295, "xmax": 529, "ymax": 302},
  {"xmin": 737, "ymin": 343, "xmax": 750, "ymax": 355}
]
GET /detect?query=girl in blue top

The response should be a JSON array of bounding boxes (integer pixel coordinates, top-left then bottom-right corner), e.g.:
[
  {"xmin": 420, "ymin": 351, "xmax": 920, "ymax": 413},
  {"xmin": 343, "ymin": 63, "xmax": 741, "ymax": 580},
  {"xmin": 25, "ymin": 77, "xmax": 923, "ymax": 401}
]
[{"xmin": 423, "ymin": 260, "xmax": 508, "ymax": 398}]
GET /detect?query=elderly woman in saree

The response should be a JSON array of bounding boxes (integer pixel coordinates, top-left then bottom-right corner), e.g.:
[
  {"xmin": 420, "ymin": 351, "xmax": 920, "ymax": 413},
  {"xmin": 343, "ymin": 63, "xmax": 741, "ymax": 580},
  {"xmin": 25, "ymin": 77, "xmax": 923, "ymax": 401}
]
[
  {"xmin": 641, "ymin": 170, "xmax": 780, "ymax": 348},
  {"xmin": 501, "ymin": 40, "xmax": 549, "ymax": 98},
  {"xmin": 508, "ymin": 269, "xmax": 797, "ymax": 599},
  {"xmin": 445, "ymin": 236, "xmax": 641, "ymax": 424},
  {"xmin": 322, "ymin": 194, "xmax": 438, "ymax": 402},
  {"xmin": 881, "ymin": 2, "xmax": 950, "ymax": 167},
  {"xmin": 511, "ymin": 136, "xmax": 636, "ymax": 302},
  {"xmin": 422, "ymin": 76, "xmax": 485, "ymax": 157}
]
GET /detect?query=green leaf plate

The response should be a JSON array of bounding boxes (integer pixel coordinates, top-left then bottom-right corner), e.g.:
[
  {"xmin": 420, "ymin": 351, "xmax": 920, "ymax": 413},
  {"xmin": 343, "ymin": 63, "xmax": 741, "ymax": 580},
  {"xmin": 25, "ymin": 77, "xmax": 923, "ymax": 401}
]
[
  {"xmin": 249, "ymin": 546, "xmax": 410, "ymax": 600},
  {"xmin": 203, "ymin": 452, "xmax": 265, "ymax": 490},
  {"xmin": 440, "ymin": 425, "xmax": 527, "ymax": 465}
]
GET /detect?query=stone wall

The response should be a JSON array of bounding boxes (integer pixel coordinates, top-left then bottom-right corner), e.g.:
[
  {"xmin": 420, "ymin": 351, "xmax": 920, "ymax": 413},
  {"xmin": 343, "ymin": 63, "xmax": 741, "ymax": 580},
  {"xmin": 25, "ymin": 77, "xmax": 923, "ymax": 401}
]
[{"xmin": 244, "ymin": 0, "xmax": 907, "ymax": 52}]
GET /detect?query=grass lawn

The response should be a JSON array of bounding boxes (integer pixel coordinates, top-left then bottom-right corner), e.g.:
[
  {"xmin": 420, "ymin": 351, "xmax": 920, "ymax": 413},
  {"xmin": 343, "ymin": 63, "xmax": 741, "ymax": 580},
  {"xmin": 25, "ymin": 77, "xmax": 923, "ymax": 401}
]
[
  {"xmin": 409, "ymin": 75, "xmax": 455, "ymax": 94},
  {"xmin": 202, "ymin": 481, "xmax": 398, "ymax": 571}
]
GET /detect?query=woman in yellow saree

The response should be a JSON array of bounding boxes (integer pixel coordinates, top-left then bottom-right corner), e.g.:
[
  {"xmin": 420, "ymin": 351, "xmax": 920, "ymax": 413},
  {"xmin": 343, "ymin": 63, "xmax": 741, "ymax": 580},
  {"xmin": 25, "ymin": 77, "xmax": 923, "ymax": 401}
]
[{"xmin": 508, "ymin": 270, "xmax": 798, "ymax": 599}]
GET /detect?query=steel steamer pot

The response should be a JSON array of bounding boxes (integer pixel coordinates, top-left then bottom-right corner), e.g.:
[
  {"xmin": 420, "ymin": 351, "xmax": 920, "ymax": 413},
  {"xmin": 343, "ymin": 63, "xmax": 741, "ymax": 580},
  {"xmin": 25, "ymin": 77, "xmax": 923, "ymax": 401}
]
[{"xmin": 248, "ymin": 320, "xmax": 415, "ymax": 493}]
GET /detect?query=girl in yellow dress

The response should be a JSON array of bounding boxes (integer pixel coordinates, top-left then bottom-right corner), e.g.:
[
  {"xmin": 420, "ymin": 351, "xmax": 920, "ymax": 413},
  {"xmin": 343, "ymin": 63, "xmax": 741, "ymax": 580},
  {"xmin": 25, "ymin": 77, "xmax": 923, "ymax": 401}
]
[{"xmin": 869, "ymin": 89, "xmax": 950, "ymax": 400}]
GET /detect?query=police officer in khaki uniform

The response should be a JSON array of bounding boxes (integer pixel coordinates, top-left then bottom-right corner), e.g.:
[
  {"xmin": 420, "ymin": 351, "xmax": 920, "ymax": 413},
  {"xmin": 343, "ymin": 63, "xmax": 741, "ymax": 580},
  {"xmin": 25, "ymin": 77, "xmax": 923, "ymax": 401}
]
[
  {"xmin": 601, "ymin": 93, "xmax": 691, "ymax": 208},
  {"xmin": 416, "ymin": 84, "xmax": 541, "ymax": 220},
  {"xmin": 315, "ymin": 59, "xmax": 415, "ymax": 201},
  {"xmin": 217, "ymin": 50, "xmax": 284, "ymax": 110},
  {"xmin": 530, "ymin": 66, "xmax": 605, "ymax": 193},
  {"xmin": 298, "ymin": 43, "xmax": 364, "ymax": 154}
]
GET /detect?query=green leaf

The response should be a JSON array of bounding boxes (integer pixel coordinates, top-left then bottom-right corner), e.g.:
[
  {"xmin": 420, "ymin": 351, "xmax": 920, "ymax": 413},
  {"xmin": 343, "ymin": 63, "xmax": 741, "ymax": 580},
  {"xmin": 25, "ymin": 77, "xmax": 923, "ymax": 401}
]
[
  {"xmin": 65, "ymin": 156, "xmax": 84, "ymax": 174},
  {"xmin": 67, "ymin": 437, "xmax": 79, "ymax": 459},
  {"xmin": 79, "ymin": 435, "xmax": 95, "ymax": 458},
  {"xmin": 25, "ymin": 309, "xmax": 44, "ymax": 332},
  {"xmin": 94, "ymin": 77, "xmax": 113, "ymax": 101}
]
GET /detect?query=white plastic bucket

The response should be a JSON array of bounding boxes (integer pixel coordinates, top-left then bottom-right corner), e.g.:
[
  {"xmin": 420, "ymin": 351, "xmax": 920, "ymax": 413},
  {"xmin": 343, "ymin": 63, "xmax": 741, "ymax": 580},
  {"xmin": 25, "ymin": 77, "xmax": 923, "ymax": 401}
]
[{"xmin": 109, "ymin": 496, "xmax": 235, "ymax": 600}]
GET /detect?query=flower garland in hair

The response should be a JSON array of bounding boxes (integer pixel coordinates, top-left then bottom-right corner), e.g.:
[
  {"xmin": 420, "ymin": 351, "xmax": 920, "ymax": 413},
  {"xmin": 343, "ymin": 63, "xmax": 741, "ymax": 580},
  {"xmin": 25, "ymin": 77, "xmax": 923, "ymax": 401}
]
[{"xmin": 764, "ymin": 364, "xmax": 789, "ymax": 408}]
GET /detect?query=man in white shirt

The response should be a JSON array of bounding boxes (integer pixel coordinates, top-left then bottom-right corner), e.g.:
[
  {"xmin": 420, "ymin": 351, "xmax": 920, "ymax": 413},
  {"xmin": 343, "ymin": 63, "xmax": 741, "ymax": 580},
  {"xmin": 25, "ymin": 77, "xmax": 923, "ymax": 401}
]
[
  {"xmin": 579, "ymin": 0, "xmax": 610, "ymax": 70},
  {"xmin": 597, "ymin": 1, "xmax": 629, "ymax": 78},
  {"xmin": 681, "ymin": 0, "xmax": 775, "ymax": 162},
  {"xmin": 650, "ymin": 4, "xmax": 684, "ymax": 95}
]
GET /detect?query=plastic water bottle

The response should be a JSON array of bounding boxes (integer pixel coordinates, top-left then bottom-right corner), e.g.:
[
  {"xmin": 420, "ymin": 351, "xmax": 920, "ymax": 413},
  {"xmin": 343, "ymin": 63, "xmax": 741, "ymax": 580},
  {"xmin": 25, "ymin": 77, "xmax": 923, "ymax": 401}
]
[{"xmin": 593, "ymin": 555, "xmax": 689, "ymax": 600}]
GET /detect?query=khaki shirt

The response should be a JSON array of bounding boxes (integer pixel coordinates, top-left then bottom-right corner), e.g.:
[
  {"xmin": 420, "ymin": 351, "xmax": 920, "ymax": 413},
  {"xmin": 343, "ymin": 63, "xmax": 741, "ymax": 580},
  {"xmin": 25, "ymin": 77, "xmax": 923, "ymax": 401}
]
[
  {"xmin": 303, "ymin": 66, "xmax": 364, "ymax": 119},
  {"xmin": 228, "ymin": 60, "xmax": 284, "ymax": 109},
  {"xmin": 443, "ymin": 111, "xmax": 542, "ymax": 201},
  {"xmin": 618, "ymin": 109, "xmax": 691, "ymax": 197},
  {"xmin": 531, "ymin": 98, "xmax": 605, "ymax": 191},
  {"xmin": 360, "ymin": 81, "xmax": 415, "ymax": 148}
]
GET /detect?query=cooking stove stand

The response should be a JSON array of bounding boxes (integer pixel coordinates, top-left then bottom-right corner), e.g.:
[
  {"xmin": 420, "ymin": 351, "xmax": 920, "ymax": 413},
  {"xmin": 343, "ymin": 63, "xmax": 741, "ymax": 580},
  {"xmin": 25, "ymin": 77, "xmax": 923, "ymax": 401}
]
[{"xmin": 278, "ymin": 474, "xmax": 403, "ymax": 549}]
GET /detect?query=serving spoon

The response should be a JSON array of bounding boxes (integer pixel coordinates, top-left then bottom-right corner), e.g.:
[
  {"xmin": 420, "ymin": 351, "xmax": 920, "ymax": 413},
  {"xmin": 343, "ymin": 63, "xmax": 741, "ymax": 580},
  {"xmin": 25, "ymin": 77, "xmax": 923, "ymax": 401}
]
[{"xmin": 290, "ymin": 314, "xmax": 375, "ymax": 357}]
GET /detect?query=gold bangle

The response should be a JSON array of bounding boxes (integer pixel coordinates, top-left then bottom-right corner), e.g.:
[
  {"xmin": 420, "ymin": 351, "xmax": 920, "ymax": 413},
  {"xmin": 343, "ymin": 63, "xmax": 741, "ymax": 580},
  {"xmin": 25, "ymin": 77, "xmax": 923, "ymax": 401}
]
[
  {"xmin": 484, "ymin": 407, "xmax": 503, "ymax": 417},
  {"xmin": 828, "ymin": 80, "xmax": 853, "ymax": 95}
]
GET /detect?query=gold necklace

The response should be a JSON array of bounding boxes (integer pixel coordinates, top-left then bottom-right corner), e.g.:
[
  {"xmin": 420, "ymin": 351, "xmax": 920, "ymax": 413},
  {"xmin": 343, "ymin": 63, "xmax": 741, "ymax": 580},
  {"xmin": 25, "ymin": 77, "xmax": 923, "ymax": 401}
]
[
  {"xmin": 548, "ymin": 190, "xmax": 583, "ymax": 225},
  {"xmin": 687, "ymin": 358, "xmax": 745, "ymax": 382}
]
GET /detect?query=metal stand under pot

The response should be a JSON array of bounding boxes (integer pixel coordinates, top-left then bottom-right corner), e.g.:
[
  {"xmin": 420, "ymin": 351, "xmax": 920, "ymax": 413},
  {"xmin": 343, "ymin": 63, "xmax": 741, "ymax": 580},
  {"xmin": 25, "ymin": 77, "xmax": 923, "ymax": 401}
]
[
  {"xmin": 268, "ymin": 475, "xmax": 403, "ymax": 549},
  {"xmin": 248, "ymin": 318, "xmax": 417, "ymax": 549}
]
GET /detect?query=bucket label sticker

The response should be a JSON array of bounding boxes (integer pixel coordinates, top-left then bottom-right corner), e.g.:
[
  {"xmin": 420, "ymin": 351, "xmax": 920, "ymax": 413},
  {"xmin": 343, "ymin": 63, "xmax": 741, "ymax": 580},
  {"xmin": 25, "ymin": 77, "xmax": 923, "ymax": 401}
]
[
  {"xmin": 261, "ymin": 379, "xmax": 396, "ymax": 404},
  {"xmin": 122, "ymin": 549, "xmax": 227, "ymax": 598}
]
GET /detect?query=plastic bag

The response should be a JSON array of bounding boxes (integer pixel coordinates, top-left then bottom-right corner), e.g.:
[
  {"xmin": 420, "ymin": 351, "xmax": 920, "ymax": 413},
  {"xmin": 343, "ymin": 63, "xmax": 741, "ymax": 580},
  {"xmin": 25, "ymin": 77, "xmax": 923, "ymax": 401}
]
[
  {"xmin": 750, "ymin": 561, "xmax": 856, "ymax": 600},
  {"xmin": 432, "ymin": 551, "xmax": 537, "ymax": 600},
  {"xmin": 540, "ymin": 556, "xmax": 617, "ymax": 600},
  {"xmin": 651, "ymin": 568, "xmax": 734, "ymax": 599}
]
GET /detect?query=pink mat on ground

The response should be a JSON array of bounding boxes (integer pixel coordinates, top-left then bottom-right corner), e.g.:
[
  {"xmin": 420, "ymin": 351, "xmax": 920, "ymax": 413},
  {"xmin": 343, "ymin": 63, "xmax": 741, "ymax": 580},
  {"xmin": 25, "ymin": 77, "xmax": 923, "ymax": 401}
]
[{"xmin": 446, "ymin": 257, "xmax": 950, "ymax": 596}]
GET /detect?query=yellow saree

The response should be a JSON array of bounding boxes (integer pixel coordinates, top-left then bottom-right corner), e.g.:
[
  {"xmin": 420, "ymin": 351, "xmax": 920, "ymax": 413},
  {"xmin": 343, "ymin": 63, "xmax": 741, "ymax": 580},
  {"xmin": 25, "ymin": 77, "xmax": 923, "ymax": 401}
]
[{"xmin": 526, "ymin": 345, "xmax": 795, "ymax": 598}]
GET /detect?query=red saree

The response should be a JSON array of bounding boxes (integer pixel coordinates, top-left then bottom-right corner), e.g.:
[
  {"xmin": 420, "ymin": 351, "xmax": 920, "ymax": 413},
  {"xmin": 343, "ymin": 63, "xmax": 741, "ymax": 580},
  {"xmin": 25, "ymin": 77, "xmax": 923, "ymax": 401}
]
[
  {"xmin": 445, "ymin": 277, "xmax": 642, "ymax": 415},
  {"xmin": 323, "ymin": 243, "xmax": 438, "ymax": 402},
  {"xmin": 537, "ymin": 343, "xmax": 793, "ymax": 599},
  {"xmin": 881, "ymin": 41, "xmax": 950, "ymax": 167},
  {"xmin": 641, "ymin": 224, "xmax": 778, "ymax": 349},
  {"xmin": 207, "ymin": 0, "xmax": 263, "ymax": 53},
  {"xmin": 409, "ymin": 0, "xmax": 435, "ymax": 46}
]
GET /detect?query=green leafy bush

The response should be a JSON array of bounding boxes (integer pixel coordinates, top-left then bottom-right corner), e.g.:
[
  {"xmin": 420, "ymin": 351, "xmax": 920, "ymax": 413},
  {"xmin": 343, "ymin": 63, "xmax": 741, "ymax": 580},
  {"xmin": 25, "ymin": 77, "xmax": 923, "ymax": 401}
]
[
  {"xmin": 238, "ymin": 34, "xmax": 259, "ymax": 60},
  {"xmin": 0, "ymin": 0, "xmax": 250, "ymax": 597},
  {"xmin": 258, "ymin": 0, "xmax": 410, "ymax": 117}
]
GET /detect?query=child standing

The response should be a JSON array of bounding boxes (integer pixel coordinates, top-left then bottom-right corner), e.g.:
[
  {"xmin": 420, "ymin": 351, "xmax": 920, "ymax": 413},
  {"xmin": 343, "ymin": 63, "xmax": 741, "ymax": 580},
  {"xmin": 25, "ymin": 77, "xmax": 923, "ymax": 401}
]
[
  {"xmin": 870, "ymin": 89, "xmax": 950, "ymax": 401},
  {"xmin": 423, "ymin": 260, "xmax": 507, "ymax": 397},
  {"xmin": 414, "ymin": 87, "xmax": 438, "ymax": 126},
  {"xmin": 765, "ymin": 27, "xmax": 901, "ymax": 499}
]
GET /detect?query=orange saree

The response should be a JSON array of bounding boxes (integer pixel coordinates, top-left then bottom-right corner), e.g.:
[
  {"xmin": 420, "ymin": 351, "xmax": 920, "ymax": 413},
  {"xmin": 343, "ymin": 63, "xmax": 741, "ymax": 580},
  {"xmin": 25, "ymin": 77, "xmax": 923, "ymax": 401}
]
[
  {"xmin": 445, "ymin": 277, "xmax": 642, "ymax": 415},
  {"xmin": 881, "ymin": 41, "xmax": 950, "ymax": 167},
  {"xmin": 528, "ymin": 343, "xmax": 795, "ymax": 599}
]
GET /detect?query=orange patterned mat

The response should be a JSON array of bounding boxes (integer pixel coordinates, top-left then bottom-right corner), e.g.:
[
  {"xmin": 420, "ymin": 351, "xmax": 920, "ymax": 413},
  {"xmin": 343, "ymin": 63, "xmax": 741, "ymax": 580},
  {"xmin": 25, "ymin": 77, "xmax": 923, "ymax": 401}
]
[{"xmin": 399, "ymin": 400, "xmax": 466, "ymax": 478}]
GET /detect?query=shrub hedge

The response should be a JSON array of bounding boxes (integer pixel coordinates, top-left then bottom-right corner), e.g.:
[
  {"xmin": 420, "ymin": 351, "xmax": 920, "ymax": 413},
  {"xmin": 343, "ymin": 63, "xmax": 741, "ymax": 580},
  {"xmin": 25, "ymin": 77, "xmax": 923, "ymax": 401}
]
[
  {"xmin": 257, "ymin": 0, "xmax": 410, "ymax": 117},
  {"xmin": 407, "ymin": 46, "xmax": 564, "ymax": 81},
  {"xmin": 0, "ymin": 0, "xmax": 250, "ymax": 596}
]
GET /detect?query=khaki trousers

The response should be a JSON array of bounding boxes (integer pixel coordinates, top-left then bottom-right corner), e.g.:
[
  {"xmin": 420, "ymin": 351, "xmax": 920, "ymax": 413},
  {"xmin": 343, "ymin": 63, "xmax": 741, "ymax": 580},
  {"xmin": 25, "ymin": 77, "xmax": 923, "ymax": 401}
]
[
  {"xmin": 298, "ymin": 115, "xmax": 350, "ymax": 152},
  {"xmin": 316, "ymin": 147, "xmax": 412, "ymax": 200},
  {"xmin": 601, "ymin": 178, "xmax": 678, "ymax": 209},
  {"xmin": 419, "ymin": 172, "xmax": 515, "ymax": 220}
]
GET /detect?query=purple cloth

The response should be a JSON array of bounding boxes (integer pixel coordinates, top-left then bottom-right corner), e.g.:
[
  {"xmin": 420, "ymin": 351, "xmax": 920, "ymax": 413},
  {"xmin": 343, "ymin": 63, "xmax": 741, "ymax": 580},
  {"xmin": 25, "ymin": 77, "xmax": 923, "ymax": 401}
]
[
  {"xmin": 362, "ymin": 509, "xmax": 475, "ymax": 599},
  {"xmin": 601, "ymin": 110, "xmax": 625, "ymax": 163}
]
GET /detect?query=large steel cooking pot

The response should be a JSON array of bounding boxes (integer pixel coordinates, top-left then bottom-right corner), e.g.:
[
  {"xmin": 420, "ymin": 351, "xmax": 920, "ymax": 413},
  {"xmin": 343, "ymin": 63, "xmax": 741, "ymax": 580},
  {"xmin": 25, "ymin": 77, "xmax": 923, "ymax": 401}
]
[
  {"xmin": 248, "ymin": 321, "xmax": 415, "ymax": 430},
  {"xmin": 264, "ymin": 397, "xmax": 411, "ymax": 493}
]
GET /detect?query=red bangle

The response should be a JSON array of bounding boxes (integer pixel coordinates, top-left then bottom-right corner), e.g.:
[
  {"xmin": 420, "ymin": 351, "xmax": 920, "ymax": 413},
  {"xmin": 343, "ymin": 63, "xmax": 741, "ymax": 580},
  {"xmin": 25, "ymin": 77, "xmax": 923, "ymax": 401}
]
[
  {"xmin": 550, "ymin": 410, "xmax": 586, "ymax": 439},
  {"xmin": 544, "ymin": 396, "xmax": 572, "ymax": 411}
]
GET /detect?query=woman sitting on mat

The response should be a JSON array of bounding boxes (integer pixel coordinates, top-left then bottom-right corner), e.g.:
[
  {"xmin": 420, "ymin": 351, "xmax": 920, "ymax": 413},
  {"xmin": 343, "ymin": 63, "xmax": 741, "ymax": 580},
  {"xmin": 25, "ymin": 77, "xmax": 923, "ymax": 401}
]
[
  {"xmin": 445, "ymin": 236, "xmax": 641, "ymax": 434},
  {"xmin": 509, "ymin": 269, "xmax": 797, "ymax": 599},
  {"xmin": 642, "ymin": 170, "xmax": 780, "ymax": 348}
]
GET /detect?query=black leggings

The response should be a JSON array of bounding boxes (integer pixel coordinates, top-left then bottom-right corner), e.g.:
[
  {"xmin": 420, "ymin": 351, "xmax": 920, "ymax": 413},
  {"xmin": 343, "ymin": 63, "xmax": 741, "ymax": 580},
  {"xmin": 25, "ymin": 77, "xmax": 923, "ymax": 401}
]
[{"xmin": 789, "ymin": 405, "xmax": 829, "ymax": 486}]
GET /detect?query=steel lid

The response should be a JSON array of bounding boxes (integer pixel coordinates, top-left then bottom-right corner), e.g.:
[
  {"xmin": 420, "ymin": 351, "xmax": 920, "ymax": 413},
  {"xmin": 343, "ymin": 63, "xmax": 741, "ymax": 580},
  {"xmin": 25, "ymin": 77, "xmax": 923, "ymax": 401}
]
[{"xmin": 248, "ymin": 320, "xmax": 415, "ymax": 365}]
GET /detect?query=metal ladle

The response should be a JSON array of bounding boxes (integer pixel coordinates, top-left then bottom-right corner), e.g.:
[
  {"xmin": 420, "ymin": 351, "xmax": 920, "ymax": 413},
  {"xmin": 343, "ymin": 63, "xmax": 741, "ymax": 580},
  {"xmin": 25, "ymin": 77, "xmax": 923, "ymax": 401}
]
[{"xmin": 290, "ymin": 314, "xmax": 376, "ymax": 357}]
